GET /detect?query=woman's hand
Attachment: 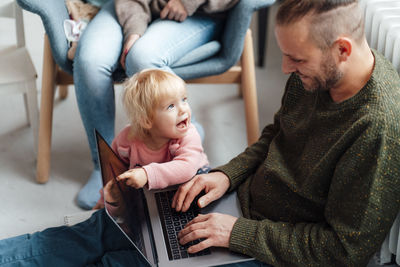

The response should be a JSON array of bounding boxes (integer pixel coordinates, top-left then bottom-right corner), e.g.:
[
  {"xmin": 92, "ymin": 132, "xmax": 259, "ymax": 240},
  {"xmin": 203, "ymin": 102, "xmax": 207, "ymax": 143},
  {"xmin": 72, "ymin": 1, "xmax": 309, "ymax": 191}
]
[
  {"xmin": 178, "ymin": 213, "xmax": 238, "ymax": 253},
  {"xmin": 117, "ymin": 168, "xmax": 148, "ymax": 189},
  {"xmin": 160, "ymin": 0, "xmax": 188, "ymax": 22},
  {"xmin": 120, "ymin": 34, "xmax": 140, "ymax": 69}
]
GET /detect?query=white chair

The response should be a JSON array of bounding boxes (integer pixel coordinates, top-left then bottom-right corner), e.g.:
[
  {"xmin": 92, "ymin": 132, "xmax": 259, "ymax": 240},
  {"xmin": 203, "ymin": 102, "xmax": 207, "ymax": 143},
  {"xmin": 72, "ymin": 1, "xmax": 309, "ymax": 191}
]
[
  {"xmin": 0, "ymin": 0, "xmax": 38, "ymax": 154},
  {"xmin": 377, "ymin": 17, "xmax": 400, "ymax": 54}
]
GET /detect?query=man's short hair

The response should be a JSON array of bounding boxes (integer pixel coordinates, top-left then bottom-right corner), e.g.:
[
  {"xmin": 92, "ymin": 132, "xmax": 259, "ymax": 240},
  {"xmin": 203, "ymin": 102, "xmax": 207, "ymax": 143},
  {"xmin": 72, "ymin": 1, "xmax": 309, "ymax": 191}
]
[{"xmin": 276, "ymin": 0, "xmax": 365, "ymax": 49}]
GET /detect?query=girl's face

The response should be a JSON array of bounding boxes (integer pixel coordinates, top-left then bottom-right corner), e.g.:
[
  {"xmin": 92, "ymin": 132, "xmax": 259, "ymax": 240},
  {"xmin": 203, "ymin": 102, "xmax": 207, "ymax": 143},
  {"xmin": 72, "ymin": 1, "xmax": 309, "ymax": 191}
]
[{"xmin": 150, "ymin": 86, "xmax": 191, "ymax": 141}]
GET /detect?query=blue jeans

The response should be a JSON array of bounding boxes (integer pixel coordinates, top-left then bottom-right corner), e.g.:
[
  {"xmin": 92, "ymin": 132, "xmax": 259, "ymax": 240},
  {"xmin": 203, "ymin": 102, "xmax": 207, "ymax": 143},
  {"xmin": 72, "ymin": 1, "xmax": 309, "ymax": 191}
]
[
  {"xmin": 73, "ymin": 0, "xmax": 224, "ymax": 169},
  {"xmin": 0, "ymin": 210, "xmax": 271, "ymax": 267},
  {"xmin": 0, "ymin": 210, "xmax": 145, "ymax": 266}
]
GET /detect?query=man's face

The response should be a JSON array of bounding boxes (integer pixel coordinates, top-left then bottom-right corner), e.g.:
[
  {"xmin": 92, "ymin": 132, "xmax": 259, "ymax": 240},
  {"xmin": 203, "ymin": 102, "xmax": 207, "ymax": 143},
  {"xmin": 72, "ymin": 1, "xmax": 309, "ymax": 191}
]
[{"xmin": 275, "ymin": 18, "xmax": 343, "ymax": 91}]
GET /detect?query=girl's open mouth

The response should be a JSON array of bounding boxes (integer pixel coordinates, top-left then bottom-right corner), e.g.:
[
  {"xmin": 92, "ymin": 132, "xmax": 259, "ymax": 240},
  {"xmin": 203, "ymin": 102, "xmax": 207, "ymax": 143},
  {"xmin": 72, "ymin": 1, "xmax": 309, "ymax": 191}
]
[{"xmin": 177, "ymin": 118, "xmax": 188, "ymax": 129}]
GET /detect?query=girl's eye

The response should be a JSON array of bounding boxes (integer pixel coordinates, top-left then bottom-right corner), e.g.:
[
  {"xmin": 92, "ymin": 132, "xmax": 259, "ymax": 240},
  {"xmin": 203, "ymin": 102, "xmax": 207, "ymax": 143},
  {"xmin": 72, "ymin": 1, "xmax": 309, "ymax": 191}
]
[
  {"xmin": 182, "ymin": 97, "xmax": 188, "ymax": 103},
  {"xmin": 167, "ymin": 104, "xmax": 175, "ymax": 110}
]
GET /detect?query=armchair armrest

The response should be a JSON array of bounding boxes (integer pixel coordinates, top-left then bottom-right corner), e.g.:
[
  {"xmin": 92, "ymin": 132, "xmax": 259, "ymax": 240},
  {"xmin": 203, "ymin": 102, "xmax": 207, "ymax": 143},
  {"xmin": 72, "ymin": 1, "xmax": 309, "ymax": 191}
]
[{"xmin": 17, "ymin": 0, "xmax": 72, "ymax": 73}]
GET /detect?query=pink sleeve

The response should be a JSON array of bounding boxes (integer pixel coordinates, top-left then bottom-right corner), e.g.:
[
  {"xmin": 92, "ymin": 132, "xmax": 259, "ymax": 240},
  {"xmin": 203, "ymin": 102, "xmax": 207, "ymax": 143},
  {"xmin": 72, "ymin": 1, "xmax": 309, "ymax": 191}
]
[
  {"xmin": 111, "ymin": 126, "xmax": 131, "ymax": 164},
  {"xmin": 143, "ymin": 125, "xmax": 209, "ymax": 189}
]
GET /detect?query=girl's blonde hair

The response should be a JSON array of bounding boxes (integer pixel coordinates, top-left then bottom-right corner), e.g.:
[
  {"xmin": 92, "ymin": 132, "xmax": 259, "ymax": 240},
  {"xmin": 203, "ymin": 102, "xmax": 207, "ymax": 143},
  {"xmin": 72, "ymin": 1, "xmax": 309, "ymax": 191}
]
[{"xmin": 122, "ymin": 69, "xmax": 187, "ymax": 139}]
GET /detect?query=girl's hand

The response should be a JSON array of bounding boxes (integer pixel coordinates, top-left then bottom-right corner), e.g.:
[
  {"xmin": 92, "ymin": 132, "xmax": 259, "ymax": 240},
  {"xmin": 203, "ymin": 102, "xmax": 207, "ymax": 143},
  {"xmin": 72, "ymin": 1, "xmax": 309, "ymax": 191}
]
[
  {"xmin": 117, "ymin": 168, "xmax": 148, "ymax": 189},
  {"xmin": 160, "ymin": 0, "xmax": 188, "ymax": 22},
  {"xmin": 120, "ymin": 34, "xmax": 140, "ymax": 69}
]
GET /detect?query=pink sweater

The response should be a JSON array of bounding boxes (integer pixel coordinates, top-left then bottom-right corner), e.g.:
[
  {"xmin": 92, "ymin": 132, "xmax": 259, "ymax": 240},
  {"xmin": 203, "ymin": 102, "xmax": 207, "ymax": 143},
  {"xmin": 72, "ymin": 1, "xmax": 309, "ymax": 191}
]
[{"xmin": 111, "ymin": 123, "xmax": 209, "ymax": 189}]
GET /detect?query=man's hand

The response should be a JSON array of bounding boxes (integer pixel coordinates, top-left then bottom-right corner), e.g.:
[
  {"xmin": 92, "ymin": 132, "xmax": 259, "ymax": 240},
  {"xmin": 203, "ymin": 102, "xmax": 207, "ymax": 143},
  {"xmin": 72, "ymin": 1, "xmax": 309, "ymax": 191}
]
[
  {"xmin": 178, "ymin": 213, "xmax": 238, "ymax": 253},
  {"xmin": 117, "ymin": 168, "xmax": 148, "ymax": 189},
  {"xmin": 160, "ymin": 0, "xmax": 188, "ymax": 22},
  {"xmin": 171, "ymin": 171, "xmax": 230, "ymax": 212},
  {"xmin": 120, "ymin": 34, "xmax": 140, "ymax": 69}
]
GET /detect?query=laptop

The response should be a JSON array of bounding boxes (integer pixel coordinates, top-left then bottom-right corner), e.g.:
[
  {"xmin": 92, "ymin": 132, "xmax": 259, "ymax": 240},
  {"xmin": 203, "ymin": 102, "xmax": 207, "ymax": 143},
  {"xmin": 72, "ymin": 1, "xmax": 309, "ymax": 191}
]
[{"xmin": 95, "ymin": 129, "xmax": 252, "ymax": 267}]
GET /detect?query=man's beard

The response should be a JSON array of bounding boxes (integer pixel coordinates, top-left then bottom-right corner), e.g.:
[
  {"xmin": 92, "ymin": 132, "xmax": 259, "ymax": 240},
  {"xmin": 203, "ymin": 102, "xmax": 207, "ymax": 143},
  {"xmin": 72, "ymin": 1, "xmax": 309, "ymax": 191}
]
[{"xmin": 302, "ymin": 54, "xmax": 343, "ymax": 92}]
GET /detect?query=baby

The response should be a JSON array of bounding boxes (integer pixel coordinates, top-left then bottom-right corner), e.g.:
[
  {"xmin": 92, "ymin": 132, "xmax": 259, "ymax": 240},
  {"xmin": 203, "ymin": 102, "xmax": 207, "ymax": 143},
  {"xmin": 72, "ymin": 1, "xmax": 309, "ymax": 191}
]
[{"xmin": 94, "ymin": 69, "xmax": 209, "ymax": 209}]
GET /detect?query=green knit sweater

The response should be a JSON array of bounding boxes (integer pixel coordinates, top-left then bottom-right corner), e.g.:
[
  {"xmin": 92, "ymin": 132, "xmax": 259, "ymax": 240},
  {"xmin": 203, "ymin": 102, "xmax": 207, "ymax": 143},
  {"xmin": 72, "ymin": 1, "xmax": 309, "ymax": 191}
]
[{"xmin": 217, "ymin": 51, "xmax": 400, "ymax": 267}]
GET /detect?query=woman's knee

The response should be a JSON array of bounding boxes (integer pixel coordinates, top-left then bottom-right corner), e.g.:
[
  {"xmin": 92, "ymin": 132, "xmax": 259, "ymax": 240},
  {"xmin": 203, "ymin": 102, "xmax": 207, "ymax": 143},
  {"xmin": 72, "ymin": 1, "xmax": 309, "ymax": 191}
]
[{"xmin": 125, "ymin": 43, "xmax": 168, "ymax": 76}]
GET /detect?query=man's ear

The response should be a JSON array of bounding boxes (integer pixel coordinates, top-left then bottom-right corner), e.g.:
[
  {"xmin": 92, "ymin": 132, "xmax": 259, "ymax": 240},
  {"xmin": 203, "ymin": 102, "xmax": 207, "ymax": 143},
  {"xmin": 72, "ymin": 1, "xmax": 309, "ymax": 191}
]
[
  {"xmin": 333, "ymin": 37, "xmax": 352, "ymax": 62},
  {"xmin": 140, "ymin": 117, "xmax": 152, "ymax": 130}
]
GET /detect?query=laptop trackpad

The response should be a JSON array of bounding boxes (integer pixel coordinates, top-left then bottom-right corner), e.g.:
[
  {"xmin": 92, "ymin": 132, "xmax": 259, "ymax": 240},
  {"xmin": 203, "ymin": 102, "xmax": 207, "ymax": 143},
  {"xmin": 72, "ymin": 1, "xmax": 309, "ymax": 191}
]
[{"xmin": 201, "ymin": 191, "xmax": 242, "ymax": 218}]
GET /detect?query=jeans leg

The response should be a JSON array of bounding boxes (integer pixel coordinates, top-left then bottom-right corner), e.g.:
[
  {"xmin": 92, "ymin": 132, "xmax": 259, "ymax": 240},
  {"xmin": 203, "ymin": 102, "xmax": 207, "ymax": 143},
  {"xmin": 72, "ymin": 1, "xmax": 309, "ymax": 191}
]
[
  {"xmin": 73, "ymin": 0, "xmax": 121, "ymax": 168},
  {"xmin": 125, "ymin": 15, "xmax": 224, "ymax": 77},
  {"xmin": 0, "ymin": 210, "xmax": 134, "ymax": 267},
  {"xmin": 73, "ymin": 0, "xmax": 122, "ymax": 209},
  {"xmin": 86, "ymin": 250, "xmax": 148, "ymax": 267}
]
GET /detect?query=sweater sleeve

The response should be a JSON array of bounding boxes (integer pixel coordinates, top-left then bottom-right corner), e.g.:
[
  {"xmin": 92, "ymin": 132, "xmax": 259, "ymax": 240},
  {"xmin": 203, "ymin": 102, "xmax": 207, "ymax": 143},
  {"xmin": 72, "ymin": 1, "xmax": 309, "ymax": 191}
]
[
  {"xmin": 229, "ymin": 125, "xmax": 400, "ymax": 266},
  {"xmin": 143, "ymin": 125, "xmax": 209, "ymax": 189},
  {"xmin": 115, "ymin": 0, "xmax": 151, "ymax": 40},
  {"xmin": 180, "ymin": 0, "xmax": 239, "ymax": 16}
]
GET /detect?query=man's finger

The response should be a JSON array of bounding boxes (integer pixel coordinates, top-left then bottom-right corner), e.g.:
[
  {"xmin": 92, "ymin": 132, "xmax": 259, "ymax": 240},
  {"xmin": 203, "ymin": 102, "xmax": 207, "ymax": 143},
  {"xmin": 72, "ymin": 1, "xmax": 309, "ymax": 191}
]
[
  {"xmin": 181, "ymin": 214, "xmax": 207, "ymax": 229},
  {"xmin": 181, "ymin": 179, "xmax": 206, "ymax": 212},
  {"xmin": 178, "ymin": 215, "xmax": 207, "ymax": 238},
  {"xmin": 197, "ymin": 190, "xmax": 219, "ymax": 208},
  {"xmin": 179, "ymin": 228, "xmax": 209, "ymax": 245},
  {"xmin": 172, "ymin": 179, "xmax": 194, "ymax": 210},
  {"xmin": 188, "ymin": 238, "xmax": 213, "ymax": 254}
]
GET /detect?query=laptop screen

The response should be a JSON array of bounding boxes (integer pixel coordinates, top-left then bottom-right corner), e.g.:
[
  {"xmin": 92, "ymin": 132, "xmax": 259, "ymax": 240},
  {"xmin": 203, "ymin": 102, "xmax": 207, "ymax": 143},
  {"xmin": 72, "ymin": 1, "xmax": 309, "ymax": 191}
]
[{"xmin": 95, "ymin": 130, "xmax": 149, "ymax": 257}]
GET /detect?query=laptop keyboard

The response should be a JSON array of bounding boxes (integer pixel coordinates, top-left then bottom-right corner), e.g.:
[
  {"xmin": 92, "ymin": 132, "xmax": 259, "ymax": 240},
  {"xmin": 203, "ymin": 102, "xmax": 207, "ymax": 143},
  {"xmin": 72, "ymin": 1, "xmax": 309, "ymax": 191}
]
[{"xmin": 155, "ymin": 190, "xmax": 211, "ymax": 261}]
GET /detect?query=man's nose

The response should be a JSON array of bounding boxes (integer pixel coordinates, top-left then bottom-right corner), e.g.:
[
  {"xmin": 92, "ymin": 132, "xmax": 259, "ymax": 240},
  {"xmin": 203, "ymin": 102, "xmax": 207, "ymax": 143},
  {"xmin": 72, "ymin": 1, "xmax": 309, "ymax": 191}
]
[{"xmin": 282, "ymin": 57, "xmax": 296, "ymax": 74}]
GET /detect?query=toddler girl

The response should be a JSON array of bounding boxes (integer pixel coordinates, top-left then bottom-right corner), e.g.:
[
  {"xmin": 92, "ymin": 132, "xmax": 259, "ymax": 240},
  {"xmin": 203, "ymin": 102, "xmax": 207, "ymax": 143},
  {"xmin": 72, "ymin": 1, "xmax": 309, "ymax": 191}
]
[{"xmin": 94, "ymin": 68, "xmax": 209, "ymax": 209}]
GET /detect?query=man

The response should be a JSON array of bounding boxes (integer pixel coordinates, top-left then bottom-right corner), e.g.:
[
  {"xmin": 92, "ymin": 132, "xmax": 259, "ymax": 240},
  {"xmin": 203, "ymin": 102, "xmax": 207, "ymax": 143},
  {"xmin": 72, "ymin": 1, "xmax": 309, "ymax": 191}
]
[{"xmin": 172, "ymin": 0, "xmax": 400, "ymax": 266}]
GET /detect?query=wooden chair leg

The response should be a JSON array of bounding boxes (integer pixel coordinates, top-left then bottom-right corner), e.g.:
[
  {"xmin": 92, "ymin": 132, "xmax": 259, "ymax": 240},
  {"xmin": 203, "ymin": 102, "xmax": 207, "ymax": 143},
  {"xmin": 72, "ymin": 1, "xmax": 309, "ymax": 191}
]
[
  {"xmin": 36, "ymin": 35, "xmax": 55, "ymax": 184},
  {"xmin": 241, "ymin": 30, "xmax": 260, "ymax": 146}
]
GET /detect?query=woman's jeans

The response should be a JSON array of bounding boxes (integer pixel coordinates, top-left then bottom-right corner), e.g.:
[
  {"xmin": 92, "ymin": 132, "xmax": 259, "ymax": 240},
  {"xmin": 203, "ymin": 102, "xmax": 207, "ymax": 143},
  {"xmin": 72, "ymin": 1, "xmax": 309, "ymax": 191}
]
[
  {"xmin": 73, "ymin": 0, "xmax": 224, "ymax": 169},
  {"xmin": 0, "ymin": 209, "xmax": 272, "ymax": 267}
]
